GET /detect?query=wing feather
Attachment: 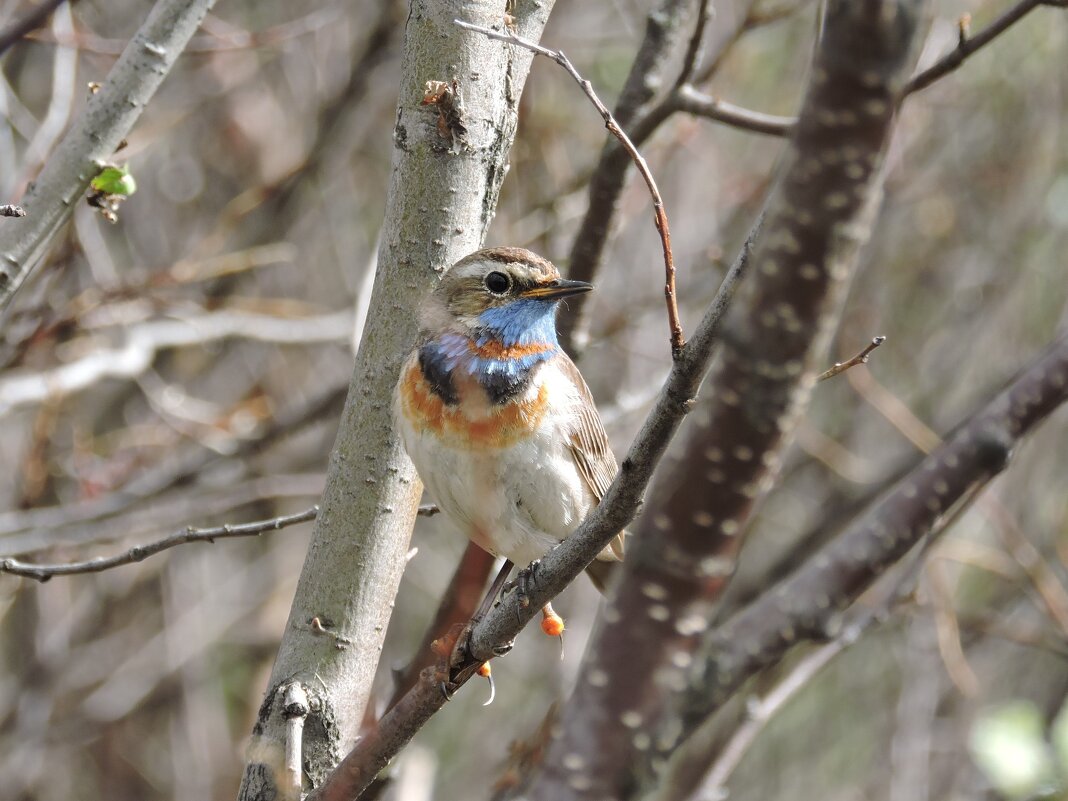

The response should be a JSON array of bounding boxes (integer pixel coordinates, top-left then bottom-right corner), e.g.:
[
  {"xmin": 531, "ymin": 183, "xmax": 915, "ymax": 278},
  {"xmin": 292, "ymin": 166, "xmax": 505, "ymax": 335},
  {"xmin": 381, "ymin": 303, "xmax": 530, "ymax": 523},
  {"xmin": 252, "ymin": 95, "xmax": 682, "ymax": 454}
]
[{"xmin": 558, "ymin": 355, "xmax": 625, "ymax": 561}]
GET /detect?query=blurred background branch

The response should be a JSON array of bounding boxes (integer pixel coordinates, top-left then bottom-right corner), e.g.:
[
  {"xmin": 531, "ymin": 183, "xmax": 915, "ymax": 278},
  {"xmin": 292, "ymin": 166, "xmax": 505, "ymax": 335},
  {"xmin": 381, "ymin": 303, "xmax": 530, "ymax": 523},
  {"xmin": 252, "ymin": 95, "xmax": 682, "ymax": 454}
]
[
  {"xmin": 0, "ymin": 0, "xmax": 216, "ymax": 311},
  {"xmin": 0, "ymin": 0, "xmax": 77, "ymax": 57}
]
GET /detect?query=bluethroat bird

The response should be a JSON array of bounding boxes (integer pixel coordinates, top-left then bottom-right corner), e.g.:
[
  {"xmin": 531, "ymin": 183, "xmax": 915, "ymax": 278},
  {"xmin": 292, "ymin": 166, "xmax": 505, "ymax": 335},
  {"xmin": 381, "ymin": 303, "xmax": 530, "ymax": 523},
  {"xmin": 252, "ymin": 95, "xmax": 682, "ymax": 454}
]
[{"xmin": 395, "ymin": 247, "xmax": 624, "ymax": 632}]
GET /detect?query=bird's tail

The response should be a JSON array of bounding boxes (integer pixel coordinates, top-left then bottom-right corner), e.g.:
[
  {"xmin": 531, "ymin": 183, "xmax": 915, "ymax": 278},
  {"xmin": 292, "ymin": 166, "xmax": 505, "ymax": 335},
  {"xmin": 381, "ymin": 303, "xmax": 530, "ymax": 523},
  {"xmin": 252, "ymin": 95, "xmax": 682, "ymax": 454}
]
[{"xmin": 584, "ymin": 559, "xmax": 621, "ymax": 595}]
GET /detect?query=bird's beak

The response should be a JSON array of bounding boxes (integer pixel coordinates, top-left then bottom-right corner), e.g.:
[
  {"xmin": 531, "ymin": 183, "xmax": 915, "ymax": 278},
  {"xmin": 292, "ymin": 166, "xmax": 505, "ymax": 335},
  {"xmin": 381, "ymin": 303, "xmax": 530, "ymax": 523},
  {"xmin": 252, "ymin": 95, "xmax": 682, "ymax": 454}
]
[{"xmin": 521, "ymin": 278, "xmax": 594, "ymax": 300}]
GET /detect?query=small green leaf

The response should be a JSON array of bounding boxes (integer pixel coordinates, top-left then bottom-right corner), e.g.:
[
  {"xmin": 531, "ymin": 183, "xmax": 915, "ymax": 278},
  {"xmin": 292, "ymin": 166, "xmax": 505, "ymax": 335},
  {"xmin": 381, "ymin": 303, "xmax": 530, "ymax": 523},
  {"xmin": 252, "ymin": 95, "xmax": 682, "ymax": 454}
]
[
  {"xmin": 91, "ymin": 165, "xmax": 137, "ymax": 196},
  {"xmin": 970, "ymin": 701, "xmax": 1056, "ymax": 799}
]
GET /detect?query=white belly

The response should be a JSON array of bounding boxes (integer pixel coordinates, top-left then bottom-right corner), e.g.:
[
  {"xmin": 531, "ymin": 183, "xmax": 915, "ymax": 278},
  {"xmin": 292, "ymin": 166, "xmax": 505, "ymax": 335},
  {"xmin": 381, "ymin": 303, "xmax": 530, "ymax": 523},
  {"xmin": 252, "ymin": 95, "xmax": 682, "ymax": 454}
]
[{"xmin": 395, "ymin": 357, "xmax": 594, "ymax": 567}]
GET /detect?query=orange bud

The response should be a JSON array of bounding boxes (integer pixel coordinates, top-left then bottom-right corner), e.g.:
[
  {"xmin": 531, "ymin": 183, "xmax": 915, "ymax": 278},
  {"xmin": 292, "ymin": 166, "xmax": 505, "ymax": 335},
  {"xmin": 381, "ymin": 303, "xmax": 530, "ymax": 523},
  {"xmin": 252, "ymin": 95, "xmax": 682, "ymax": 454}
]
[{"xmin": 541, "ymin": 609, "xmax": 565, "ymax": 638}]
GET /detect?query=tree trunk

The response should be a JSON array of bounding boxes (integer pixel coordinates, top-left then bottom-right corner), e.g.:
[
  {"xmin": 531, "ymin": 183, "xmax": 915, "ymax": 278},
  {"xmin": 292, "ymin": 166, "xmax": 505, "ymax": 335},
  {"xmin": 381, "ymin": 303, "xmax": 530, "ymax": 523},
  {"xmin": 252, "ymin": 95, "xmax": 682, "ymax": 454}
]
[{"xmin": 237, "ymin": 2, "xmax": 555, "ymax": 797}]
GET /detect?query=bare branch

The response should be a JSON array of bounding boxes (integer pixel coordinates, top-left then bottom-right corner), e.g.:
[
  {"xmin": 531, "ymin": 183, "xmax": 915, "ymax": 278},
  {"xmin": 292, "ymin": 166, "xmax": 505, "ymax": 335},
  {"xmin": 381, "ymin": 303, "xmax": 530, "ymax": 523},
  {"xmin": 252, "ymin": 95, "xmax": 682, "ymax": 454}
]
[
  {"xmin": 0, "ymin": 0, "xmax": 217, "ymax": 313},
  {"xmin": 818, "ymin": 335, "xmax": 886, "ymax": 381},
  {"xmin": 672, "ymin": 0, "xmax": 1065, "ymax": 140},
  {"xmin": 670, "ymin": 332, "xmax": 1068, "ymax": 759},
  {"xmin": 0, "ymin": 506, "xmax": 318, "ymax": 581},
  {"xmin": 0, "ymin": 309, "xmax": 353, "ymax": 416},
  {"xmin": 456, "ymin": 19, "xmax": 685, "ymax": 355},
  {"xmin": 672, "ymin": 84, "xmax": 794, "ymax": 136},
  {"xmin": 905, "ymin": 0, "xmax": 1065, "ymax": 95},
  {"xmin": 676, "ymin": 0, "xmax": 713, "ymax": 88}
]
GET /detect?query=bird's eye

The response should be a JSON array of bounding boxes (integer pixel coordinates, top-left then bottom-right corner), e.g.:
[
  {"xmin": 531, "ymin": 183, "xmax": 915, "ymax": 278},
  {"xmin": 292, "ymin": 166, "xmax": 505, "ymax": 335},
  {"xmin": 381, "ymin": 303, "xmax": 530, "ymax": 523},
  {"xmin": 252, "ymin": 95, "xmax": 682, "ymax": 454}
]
[{"xmin": 485, "ymin": 271, "xmax": 511, "ymax": 295}]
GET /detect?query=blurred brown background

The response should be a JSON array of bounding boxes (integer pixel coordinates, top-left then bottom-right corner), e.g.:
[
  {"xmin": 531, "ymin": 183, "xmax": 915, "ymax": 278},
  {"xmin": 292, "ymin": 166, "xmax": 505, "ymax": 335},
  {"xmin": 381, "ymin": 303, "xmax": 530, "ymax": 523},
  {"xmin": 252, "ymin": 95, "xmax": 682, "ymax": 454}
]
[{"xmin": 1, "ymin": 0, "xmax": 1066, "ymax": 799}]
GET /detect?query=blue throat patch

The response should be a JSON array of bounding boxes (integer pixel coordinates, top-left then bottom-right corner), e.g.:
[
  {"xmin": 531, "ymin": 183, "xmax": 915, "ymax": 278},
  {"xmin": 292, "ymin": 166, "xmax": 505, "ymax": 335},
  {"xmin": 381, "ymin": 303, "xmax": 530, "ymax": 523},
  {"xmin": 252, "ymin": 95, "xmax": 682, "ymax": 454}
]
[{"xmin": 420, "ymin": 299, "xmax": 560, "ymax": 405}]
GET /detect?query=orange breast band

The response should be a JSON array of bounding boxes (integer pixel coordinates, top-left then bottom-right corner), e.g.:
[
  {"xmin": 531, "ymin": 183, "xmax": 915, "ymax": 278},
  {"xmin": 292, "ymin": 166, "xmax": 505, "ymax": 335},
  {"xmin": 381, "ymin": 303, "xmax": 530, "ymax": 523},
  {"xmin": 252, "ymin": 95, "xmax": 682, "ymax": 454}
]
[
  {"xmin": 468, "ymin": 339, "xmax": 555, "ymax": 361},
  {"xmin": 399, "ymin": 362, "xmax": 550, "ymax": 450}
]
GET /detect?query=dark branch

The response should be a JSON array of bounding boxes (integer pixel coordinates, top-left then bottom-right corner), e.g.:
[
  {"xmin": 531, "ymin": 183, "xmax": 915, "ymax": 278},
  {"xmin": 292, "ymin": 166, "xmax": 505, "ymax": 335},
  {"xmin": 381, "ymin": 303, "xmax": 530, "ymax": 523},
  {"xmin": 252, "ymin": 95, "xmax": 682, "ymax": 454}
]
[
  {"xmin": 0, "ymin": 506, "xmax": 318, "ymax": 581},
  {"xmin": 527, "ymin": 0, "xmax": 925, "ymax": 797},
  {"xmin": 676, "ymin": 0, "xmax": 713, "ymax": 88}
]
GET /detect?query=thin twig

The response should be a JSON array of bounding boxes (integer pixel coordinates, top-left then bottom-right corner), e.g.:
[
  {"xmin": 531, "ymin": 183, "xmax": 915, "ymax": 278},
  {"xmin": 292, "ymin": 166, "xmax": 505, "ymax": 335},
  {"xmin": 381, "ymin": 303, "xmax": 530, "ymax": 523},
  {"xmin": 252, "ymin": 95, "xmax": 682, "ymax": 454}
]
[
  {"xmin": 693, "ymin": 0, "xmax": 810, "ymax": 85},
  {"xmin": 904, "ymin": 0, "xmax": 1062, "ymax": 94},
  {"xmin": 695, "ymin": 638, "xmax": 845, "ymax": 798},
  {"xmin": 454, "ymin": 19, "xmax": 685, "ymax": 356},
  {"xmin": 818, "ymin": 335, "xmax": 886, "ymax": 381},
  {"xmin": 559, "ymin": 0, "xmax": 696, "ymax": 354},
  {"xmin": 0, "ymin": 506, "xmax": 319, "ymax": 581},
  {"xmin": 675, "ymin": 0, "xmax": 714, "ymax": 88},
  {"xmin": 677, "ymin": 0, "xmax": 1064, "ymax": 140}
]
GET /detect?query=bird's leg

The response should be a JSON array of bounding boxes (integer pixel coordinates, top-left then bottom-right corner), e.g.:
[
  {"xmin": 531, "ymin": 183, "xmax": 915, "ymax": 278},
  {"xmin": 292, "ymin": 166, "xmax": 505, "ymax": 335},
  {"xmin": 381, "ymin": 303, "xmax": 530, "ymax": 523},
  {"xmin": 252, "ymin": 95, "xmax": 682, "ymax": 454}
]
[
  {"xmin": 456, "ymin": 559, "xmax": 516, "ymax": 662},
  {"xmin": 502, "ymin": 558, "xmax": 542, "ymax": 609},
  {"xmin": 474, "ymin": 559, "xmax": 515, "ymax": 622}
]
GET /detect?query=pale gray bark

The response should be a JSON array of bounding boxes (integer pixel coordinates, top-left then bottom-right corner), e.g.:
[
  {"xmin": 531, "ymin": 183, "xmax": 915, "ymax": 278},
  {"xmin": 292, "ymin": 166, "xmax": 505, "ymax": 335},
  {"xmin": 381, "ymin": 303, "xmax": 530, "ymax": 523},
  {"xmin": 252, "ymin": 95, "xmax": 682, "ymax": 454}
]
[
  {"xmin": 237, "ymin": 2, "xmax": 555, "ymax": 798},
  {"xmin": 0, "ymin": 0, "xmax": 216, "ymax": 314}
]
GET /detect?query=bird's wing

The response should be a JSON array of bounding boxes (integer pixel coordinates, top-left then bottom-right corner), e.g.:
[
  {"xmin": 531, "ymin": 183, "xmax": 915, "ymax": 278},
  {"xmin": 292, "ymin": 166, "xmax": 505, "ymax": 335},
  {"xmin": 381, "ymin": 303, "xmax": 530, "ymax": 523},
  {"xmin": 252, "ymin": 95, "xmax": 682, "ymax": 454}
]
[{"xmin": 559, "ymin": 355, "xmax": 625, "ymax": 561}]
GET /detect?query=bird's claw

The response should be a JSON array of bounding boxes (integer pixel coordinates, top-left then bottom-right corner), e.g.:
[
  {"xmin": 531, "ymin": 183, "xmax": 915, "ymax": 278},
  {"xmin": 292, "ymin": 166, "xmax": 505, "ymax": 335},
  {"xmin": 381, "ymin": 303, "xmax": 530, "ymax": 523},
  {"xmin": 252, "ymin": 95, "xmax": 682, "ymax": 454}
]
[{"xmin": 492, "ymin": 640, "xmax": 515, "ymax": 658}]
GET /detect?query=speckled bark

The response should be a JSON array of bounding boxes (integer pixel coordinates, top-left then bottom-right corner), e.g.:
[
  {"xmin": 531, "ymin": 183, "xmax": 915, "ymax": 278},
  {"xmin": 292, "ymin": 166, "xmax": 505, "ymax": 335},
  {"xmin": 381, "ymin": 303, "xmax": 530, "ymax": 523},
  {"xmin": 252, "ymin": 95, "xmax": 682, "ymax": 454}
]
[
  {"xmin": 528, "ymin": 1, "xmax": 927, "ymax": 799},
  {"xmin": 236, "ymin": 2, "xmax": 555, "ymax": 799},
  {"xmin": 655, "ymin": 331, "xmax": 1068, "ymax": 800}
]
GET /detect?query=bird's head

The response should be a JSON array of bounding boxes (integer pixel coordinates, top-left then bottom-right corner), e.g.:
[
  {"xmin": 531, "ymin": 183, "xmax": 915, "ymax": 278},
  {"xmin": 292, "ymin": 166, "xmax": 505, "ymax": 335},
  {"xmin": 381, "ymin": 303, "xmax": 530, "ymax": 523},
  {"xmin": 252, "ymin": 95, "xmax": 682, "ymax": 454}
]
[{"xmin": 420, "ymin": 247, "xmax": 592, "ymax": 348}]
